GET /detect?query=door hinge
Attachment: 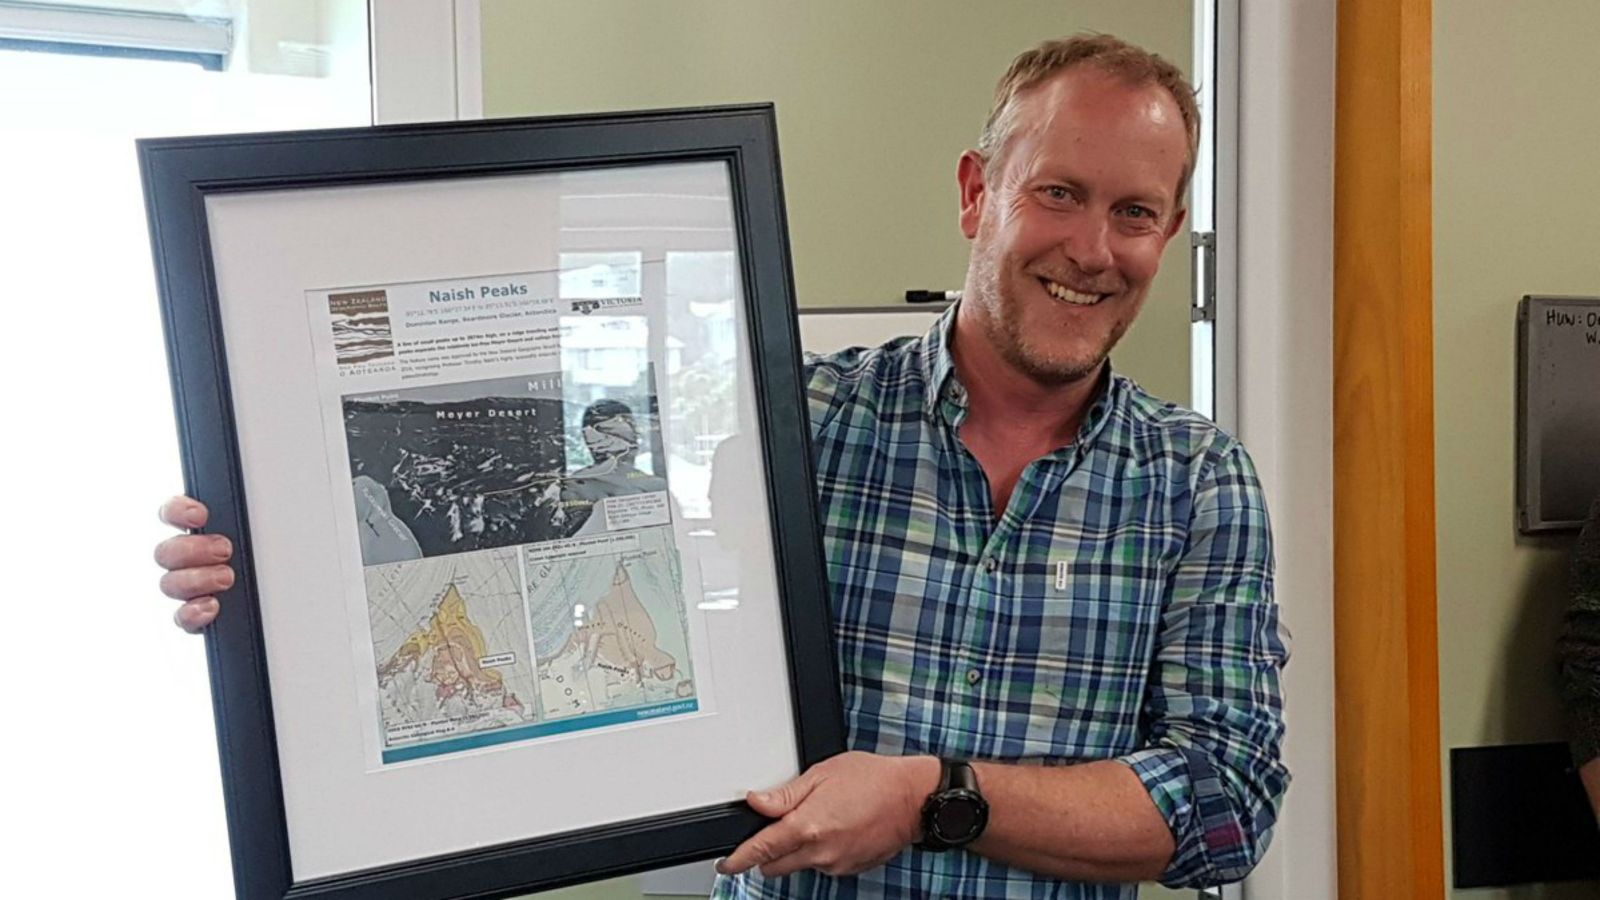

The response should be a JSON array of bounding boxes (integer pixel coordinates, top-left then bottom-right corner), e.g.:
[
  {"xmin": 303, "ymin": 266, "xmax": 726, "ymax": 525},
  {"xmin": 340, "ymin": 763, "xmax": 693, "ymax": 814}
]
[{"xmin": 1191, "ymin": 230, "xmax": 1216, "ymax": 323}]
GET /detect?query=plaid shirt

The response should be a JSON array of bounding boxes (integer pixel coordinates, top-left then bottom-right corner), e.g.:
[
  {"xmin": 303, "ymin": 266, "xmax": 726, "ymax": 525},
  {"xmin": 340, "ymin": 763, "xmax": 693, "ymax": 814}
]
[{"xmin": 716, "ymin": 308, "xmax": 1288, "ymax": 899}]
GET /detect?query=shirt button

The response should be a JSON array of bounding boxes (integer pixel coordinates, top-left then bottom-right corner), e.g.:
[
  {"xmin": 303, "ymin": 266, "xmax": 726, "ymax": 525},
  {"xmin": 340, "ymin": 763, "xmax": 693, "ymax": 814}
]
[
  {"xmin": 966, "ymin": 668, "xmax": 982, "ymax": 685},
  {"xmin": 982, "ymin": 557, "xmax": 998, "ymax": 574}
]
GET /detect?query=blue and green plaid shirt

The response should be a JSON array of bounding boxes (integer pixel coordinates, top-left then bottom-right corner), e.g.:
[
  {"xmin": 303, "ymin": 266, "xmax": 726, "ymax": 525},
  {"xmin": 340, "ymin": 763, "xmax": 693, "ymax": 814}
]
[{"xmin": 717, "ymin": 308, "xmax": 1288, "ymax": 899}]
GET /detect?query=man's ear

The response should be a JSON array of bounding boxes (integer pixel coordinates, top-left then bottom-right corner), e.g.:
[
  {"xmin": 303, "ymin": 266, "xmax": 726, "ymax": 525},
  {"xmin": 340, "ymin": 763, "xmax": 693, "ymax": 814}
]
[
  {"xmin": 957, "ymin": 150, "xmax": 988, "ymax": 240},
  {"xmin": 1163, "ymin": 207, "xmax": 1188, "ymax": 245}
]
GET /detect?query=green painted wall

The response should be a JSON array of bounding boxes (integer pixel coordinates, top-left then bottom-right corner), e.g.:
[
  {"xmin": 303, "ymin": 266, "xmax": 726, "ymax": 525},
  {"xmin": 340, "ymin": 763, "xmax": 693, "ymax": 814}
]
[
  {"xmin": 480, "ymin": 0, "xmax": 1193, "ymax": 405},
  {"xmin": 1435, "ymin": 1, "xmax": 1600, "ymax": 897}
]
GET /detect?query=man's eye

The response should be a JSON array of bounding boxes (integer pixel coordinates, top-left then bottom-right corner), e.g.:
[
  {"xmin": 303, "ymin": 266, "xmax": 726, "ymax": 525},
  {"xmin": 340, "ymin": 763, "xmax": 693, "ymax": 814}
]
[
  {"xmin": 1123, "ymin": 205, "xmax": 1155, "ymax": 219},
  {"xmin": 1044, "ymin": 186, "xmax": 1071, "ymax": 201}
]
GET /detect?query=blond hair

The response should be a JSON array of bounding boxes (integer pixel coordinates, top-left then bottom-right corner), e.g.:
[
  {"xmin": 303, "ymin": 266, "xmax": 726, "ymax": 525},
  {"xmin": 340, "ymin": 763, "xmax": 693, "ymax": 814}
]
[{"xmin": 977, "ymin": 34, "xmax": 1201, "ymax": 206}]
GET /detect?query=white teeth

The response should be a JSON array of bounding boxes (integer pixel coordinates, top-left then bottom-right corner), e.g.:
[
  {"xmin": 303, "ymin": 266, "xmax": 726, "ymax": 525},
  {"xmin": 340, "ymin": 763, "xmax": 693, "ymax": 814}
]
[{"xmin": 1043, "ymin": 279, "xmax": 1102, "ymax": 305}]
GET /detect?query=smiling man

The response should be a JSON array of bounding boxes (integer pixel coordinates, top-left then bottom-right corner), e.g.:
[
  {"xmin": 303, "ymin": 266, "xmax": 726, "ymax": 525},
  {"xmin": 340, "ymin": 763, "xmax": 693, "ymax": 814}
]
[
  {"xmin": 959, "ymin": 67, "xmax": 1184, "ymax": 384},
  {"xmin": 707, "ymin": 36, "xmax": 1288, "ymax": 898},
  {"xmin": 156, "ymin": 34, "xmax": 1287, "ymax": 900}
]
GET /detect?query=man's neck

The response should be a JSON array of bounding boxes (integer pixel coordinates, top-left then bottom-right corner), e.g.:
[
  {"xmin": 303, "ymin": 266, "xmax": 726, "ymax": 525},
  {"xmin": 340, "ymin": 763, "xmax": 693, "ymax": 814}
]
[{"xmin": 948, "ymin": 312, "xmax": 1103, "ymax": 450}]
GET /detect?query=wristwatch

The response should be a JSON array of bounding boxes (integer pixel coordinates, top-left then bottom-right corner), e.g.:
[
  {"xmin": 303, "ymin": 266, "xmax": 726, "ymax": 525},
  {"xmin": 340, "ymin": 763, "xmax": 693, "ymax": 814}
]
[{"xmin": 916, "ymin": 758, "xmax": 989, "ymax": 851}]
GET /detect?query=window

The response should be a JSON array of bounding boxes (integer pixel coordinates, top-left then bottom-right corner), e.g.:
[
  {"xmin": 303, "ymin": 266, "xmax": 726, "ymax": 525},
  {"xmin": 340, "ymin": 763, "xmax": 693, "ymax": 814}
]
[{"xmin": 3, "ymin": 3, "xmax": 369, "ymax": 894}]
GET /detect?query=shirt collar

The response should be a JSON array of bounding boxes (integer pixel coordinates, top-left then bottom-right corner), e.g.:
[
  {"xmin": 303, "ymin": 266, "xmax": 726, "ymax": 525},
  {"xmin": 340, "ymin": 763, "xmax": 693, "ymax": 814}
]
[
  {"xmin": 1073, "ymin": 369, "xmax": 1123, "ymax": 454},
  {"xmin": 918, "ymin": 300, "xmax": 1127, "ymax": 454},
  {"xmin": 919, "ymin": 302, "xmax": 963, "ymax": 419}
]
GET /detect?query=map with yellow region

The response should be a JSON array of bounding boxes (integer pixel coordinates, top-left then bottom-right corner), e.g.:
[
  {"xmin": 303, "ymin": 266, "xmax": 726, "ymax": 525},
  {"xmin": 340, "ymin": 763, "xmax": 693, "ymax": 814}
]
[{"xmin": 365, "ymin": 548, "xmax": 538, "ymax": 751}]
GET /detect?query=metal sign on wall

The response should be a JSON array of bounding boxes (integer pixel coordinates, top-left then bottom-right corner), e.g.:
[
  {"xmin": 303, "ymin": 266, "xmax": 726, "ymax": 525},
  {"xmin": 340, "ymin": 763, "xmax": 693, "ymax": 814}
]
[{"xmin": 1517, "ymin": 295, "xmax": 1600, "ymax": 533}]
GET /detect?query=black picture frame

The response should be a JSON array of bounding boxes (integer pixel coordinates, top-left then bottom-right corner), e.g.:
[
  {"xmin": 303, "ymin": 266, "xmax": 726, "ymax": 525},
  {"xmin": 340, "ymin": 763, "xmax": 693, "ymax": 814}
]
[{"xmin": 139, "ymin": 105, "xmax": 844, "ymax": 900}]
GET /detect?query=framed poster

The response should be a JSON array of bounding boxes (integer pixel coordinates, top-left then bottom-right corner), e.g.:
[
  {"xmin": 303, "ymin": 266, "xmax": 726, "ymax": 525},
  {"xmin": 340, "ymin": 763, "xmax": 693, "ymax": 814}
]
[
  {"xmin": 139, "ymin": 106, "xmax": 843, "ymax": 899},
  {"xmin": 1516, "ymin": 295, "xmax": 1600, "ymax": 533}
]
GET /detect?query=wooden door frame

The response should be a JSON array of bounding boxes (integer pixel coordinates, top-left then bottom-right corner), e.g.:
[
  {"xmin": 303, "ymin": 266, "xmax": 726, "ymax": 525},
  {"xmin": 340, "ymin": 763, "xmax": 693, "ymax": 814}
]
[{"xmin": 1333, "ymin": 0, "xmax": 1444, "ymax": 896}]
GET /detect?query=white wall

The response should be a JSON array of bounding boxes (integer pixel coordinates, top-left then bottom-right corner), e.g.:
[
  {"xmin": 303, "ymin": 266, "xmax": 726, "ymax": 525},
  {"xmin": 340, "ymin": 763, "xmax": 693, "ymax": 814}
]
[{"xmin": 1235, "ymin": 2, "xmax": 1337, "ymax": 898}]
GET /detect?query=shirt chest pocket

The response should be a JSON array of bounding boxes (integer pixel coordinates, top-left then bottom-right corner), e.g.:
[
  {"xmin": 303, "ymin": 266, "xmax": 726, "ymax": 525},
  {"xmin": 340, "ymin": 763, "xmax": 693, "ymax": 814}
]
[
  {"xmin": 1023, "ymin": 479, "xmax": 1178, "ymax": 667},
  {"xmin": 980, "ymin": 580, "xmax": 1163, "ymax": 758},
  {"xmin": 1024, "ymin": 562, "xmax": 1164, "ymax": 666}
]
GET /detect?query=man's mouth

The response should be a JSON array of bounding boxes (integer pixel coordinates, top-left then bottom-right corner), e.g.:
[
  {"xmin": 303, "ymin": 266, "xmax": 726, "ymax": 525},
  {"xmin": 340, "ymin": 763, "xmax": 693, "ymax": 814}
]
[{"xmin": 1039, "ymin": 278, "xmax": 1108, "ymax": 306}]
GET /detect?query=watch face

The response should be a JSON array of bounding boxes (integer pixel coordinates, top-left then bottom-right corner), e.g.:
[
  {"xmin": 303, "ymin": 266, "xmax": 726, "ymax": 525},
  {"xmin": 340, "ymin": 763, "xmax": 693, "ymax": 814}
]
[
  {"xmin": 930, "ymin": 790, "xmax": 987, "ymax": 844},
  {"xmin": 933, "ymin": 797, "xmax": 981, "ymax": 838}
]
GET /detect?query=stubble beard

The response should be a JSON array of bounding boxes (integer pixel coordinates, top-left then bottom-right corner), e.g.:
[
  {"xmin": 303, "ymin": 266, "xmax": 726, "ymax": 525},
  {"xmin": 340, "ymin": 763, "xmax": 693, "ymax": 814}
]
[{"xmin": 967, "ymin": 251, "xmax": 1116, "ymax": 387}]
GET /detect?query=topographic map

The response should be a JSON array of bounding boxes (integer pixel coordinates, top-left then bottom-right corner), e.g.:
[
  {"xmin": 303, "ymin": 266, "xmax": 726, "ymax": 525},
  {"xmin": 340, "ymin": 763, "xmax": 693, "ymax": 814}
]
[
  {"xmin": 366, "ymin": 548, "xmax": 539, "ymax": 749},
  {"xmin": 524, "ymin": 528, "xmax": 696, "ymax": 720}
]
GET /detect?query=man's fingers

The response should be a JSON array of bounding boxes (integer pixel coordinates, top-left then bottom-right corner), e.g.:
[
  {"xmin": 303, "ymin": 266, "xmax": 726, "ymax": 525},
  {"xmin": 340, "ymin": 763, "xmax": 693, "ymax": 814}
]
[
  {"xmin": 153, "ymin": 534, "xmax": 232, "ymax": 571},
  {"xmin": 744, "ymin": 789, "xmax": 789, "ymax": 818},
  {"xmin": 719, "ymin": 772, "xmax": 825, "ymax": 875},
  {"xmin": 158, "ymin": 495, "xmax": 209, "ymax": 530},
  {"xmin": 715, "ymin": 821, "xmax": 806, "ymax": 876},
  {"xmin": 757, "ymin": 846, "xmax": 826, "ymax": 880},
  {"xmin": 173, "ymin": 598, "xmax": 220, "ymax": 634},
  {"xmin": 160, "ymin": 564, "xmax": 235, "ymax": 601},
  {"xmin": 156, "ymin": 496, "xmax": 227, "ymax": 633},
  {"xmin": 747, "ymin": 768, "xmax": 821, "ymax": 818},
  {"xmin": 758, "ymin": 839, "xmax": 892, "ymax": 879}
]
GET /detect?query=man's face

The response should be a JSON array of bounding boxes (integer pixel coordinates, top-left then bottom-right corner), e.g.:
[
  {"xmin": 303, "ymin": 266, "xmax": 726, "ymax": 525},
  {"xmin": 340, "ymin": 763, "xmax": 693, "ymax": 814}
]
[{"xmin": 957, "ymin": 67, "xmax": 1189, "ymax": 385}]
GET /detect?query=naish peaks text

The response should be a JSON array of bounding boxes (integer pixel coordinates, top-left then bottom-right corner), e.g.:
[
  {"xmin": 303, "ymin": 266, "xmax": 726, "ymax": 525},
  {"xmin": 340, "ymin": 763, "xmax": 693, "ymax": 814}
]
[{"xmin": 428, "ymin": 282, "xmax": 529, "ymax": 303}]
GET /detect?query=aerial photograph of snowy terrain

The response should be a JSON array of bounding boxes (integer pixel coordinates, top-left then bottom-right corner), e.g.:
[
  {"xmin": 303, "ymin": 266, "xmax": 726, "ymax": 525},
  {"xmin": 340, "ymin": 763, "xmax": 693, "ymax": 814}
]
[{"xmin": 341, "ymin": 373, "xmax": 666, "ymax": 564}]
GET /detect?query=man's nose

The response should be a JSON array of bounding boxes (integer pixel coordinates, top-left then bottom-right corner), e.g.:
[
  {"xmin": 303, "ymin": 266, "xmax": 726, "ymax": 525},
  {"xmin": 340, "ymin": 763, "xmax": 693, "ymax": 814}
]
[{"xmin": 1062, "ymin": 212, "xmax": 1114, "ymax": 274}]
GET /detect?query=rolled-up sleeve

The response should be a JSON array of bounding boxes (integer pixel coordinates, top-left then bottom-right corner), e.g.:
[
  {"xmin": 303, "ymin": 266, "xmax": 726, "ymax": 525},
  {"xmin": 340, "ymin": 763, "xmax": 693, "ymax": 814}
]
[{"xmin": 1117, "ymin": 442, "xmax": 1290, "ymax": 888}]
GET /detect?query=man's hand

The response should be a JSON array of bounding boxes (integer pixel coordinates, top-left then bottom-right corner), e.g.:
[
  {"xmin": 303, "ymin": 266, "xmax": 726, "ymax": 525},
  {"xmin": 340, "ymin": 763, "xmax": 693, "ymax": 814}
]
[
  {"xmin": 154, "ymin": 495, "xmax": 232, "ymax": 633},
  {"xmin": 716, "ymin": 752, "xmax": 938, "ymax": 879}
]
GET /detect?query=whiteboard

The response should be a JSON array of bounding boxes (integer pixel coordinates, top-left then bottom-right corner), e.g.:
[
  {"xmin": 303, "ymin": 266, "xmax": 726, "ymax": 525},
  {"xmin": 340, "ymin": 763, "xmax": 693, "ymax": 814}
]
[
  {"xmin": 1517, "ymin": 295, "xmax": 1600, "ymax": 532},
  {"xmin": 797, "ymin": 304, "xmax": 949, "ymax": 355}
]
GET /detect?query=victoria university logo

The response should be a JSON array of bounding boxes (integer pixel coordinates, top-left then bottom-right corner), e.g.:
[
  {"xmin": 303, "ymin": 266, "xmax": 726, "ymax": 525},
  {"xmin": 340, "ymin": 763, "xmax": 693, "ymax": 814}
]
[{"xmin": 568, "ymin": 296, "xmax": 644, "ymax": 316}]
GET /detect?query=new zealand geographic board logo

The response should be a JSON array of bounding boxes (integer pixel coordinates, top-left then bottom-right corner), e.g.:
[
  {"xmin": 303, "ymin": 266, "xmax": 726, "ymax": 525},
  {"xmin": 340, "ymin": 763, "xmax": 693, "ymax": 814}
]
[
  {"xmin": 569, "ymin": 296, "xmax": 644, "ymax": 315},
  {"xmin": 329, "ymin": 290, "xmax": 394, "ymax": 365}
]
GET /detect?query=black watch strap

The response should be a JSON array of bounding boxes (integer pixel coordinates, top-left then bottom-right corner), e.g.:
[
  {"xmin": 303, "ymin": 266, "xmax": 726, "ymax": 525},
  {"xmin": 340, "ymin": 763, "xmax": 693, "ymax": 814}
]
[
  {"xmin": 943, "ymin": 757, "xmax": 979, "ymax": 793},
  {"xmin": 917, "ymin": 758, "xmax": 988, "ymax": 851}
]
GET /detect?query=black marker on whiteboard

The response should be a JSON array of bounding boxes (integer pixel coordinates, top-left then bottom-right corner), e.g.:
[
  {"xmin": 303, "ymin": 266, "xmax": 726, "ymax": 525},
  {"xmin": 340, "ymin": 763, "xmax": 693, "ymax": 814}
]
[{"xmin": 905, "ymin": 290, "xmax": 962, "ymax": 304}]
